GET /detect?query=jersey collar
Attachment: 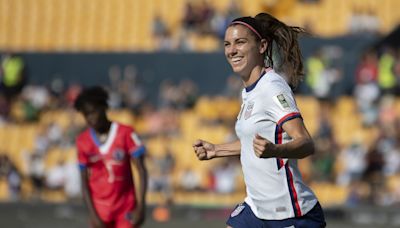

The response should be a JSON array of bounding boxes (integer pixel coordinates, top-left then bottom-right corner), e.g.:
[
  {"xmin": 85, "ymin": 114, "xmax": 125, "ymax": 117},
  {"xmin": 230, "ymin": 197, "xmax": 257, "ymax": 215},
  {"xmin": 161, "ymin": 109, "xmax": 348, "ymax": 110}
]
[
  {"xmin": 245, "ymin": 68, "xmax": 271, "ymax": 92},
  {"xmin": 90, "ymin": 122, "xmax": 118, "ymax": 155}
]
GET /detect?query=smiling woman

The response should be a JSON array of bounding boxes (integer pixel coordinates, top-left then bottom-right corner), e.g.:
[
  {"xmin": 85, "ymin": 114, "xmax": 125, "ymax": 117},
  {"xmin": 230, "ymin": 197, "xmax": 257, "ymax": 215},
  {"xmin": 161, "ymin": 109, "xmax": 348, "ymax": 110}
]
[{"xmin": 193, "ymin": 13, "xmax": 326, "ymax": 228}]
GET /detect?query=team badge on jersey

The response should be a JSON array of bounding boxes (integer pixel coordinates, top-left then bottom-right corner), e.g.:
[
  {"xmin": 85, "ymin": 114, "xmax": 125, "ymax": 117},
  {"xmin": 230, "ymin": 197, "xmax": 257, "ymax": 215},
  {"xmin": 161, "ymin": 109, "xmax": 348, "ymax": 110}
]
[
  {"xmin": 112, "ymin": 149, "xmax": 125, "ymax": 161},
  {"xmin": 231, "ymin": 203, "xmax": 245, "ymax": 217},
  {"xmin": 273, "ymin": 94, "xmax": 290, "ymax": 111},
  {"xmin": 244, "ymin": 101, "xmax": 254, "ymax": 120}
]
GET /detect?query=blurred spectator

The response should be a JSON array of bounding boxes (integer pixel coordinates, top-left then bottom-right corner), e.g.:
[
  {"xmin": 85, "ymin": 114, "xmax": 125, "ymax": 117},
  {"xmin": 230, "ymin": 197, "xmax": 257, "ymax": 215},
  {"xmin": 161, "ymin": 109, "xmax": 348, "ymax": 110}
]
[
  {"xmin": 48, "ymin": 77, "xmax": 65, "ymax": 108},
  {"xmin": 348, "ymin": 8, "xmax": 380, "ymax": 35},
  {"xmin": 178, "ymin": 167, "xmax": 202, "ymax": 191},
  {"xmin": 306, "ymin": 50, "xmax": 327, "ymax": 107},
  {"xmin": 363, "ymin": 142, "xmax": 385, "ymax": 205},
  {"xmin": 312, "ymin": 137, "xmax": 336, "ymax": 182},
  {"xmin": 0, "ymin": 155, "xmax": 10, "ymax": 177},
  {"xmin": 0, "ymin": 93, "xmax": 10, "ymax": 123},
  {"xmin": 196, "ymin": 0, "xmax": 215, "ymax": 34},
  {"xmin": 354, "ymin": 50, "xmax": 380, "ymax": 127},
  {"xmin": 225, "ymin": 0, "xmax": 241, "ymax": 23},
  {"xmin": 306, "ymin": 47, "xmax": 342, "ymax": 119},
  {"xmin": 152, "ymin": 15, "xmax": 174, "ymax": 51},
  {"xmin": 122, "ymin": 65, "xmax": 148, "ymax": 114},
  {"xmin": 345, "ymin": 180, "xmax": 369, "ymax": 206},
  {"xmin": 45, "ymin": 160, "xmax": 65, "ymax": 191},
  {"xmin": 0, "ymin": 53, "xmax": 27, "ymax": 102},
  {"xmin": 64, "ymin": 84, "xmax": 82, "ymax": 107},
  {"xmin": 212, "ymin": 158, "xmax": 239, "ymax": 194},
  {"xmin": 46, "ymin": 122, "xmax": 63, "ymax": 147},
  {"xmin": 63, "ymin": 161, "xmax": 81, "ymax": 200},
  {"xmin": 337, "ymin": 139, "xmax": 367, "ymax": 186},
  {"xmin": 108, "ymin": 65, "xmax": 123, "ymax": 109},
  {"xmin": 0, "ymin": 155, "xmax": 21, "ymax": 201},
  {"xmin": 182, "ymin": 1, "xmax": 198, "ymax": 32},
  {"xmin": 7, "ymin": 162, "xmax": 21, "ymax": 201},
  {"xmin": 22, "ymin": 85, "xmax": 50, "ymax": 112},
  {"xmin": 378, "ymin": 48, "xmax": 397, "ymax": 95},
  {"xmin": 33, "ymin": 127, "xmax": 50, "ymax": 156},
  {"xmin": 152, "ymin": 14, "xmax": 168, "ymax": 40},
  {"xmin": 178, "ymin": 79, "xmax": 198, "ymax": 109},
  {"xmin": 62, "ymin": 117, "xmax": 83, "ymax": 148},
  {"xmin": 148, "ymin": 149, "xmax": 175, "ymax": 201},
  {"xmin": 378, "ymin": 95, "xmax": 397, "ymax": 131},
  {"xmin": 28, "ymin": 153, "xmax": 45, "ymax": 199},
  {"xmin": 375, "ymin": 124, "xmax": 400, "ymax": 177}
]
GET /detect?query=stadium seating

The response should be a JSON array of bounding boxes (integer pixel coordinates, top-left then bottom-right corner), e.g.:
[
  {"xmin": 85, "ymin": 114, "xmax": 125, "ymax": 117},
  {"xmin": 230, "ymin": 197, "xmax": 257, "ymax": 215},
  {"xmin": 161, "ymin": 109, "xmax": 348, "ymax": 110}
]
[
  {"xmin": 1, "ymin": 0, "xmax": 400, "ymax": 51},
  {"xmin": 3, "ymin": 95, "xmax": 391, "ymax": 206}
]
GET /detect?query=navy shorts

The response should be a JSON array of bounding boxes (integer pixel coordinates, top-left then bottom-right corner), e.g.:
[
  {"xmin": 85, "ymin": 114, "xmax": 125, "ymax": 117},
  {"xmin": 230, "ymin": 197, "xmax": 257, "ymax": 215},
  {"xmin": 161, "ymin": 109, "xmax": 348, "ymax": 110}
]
[{"xmin": 226, "ymin": 202, "xmax": 326, "ymax": 228}]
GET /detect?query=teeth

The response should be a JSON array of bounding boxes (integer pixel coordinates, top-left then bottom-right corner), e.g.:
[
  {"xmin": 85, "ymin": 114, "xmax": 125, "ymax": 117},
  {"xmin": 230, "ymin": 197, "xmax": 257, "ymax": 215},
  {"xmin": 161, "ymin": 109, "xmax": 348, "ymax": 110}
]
[{"xmin": 232, "ymin": 57, "xmax": 242, "ymax": 62}]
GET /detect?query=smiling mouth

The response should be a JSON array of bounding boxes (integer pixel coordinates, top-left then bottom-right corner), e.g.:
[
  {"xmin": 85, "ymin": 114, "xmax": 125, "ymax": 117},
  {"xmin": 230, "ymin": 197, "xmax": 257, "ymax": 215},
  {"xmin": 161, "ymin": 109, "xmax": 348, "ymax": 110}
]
[{"xmin": 231, "ymin": 57, "xmax": 243, "ymax": 64}]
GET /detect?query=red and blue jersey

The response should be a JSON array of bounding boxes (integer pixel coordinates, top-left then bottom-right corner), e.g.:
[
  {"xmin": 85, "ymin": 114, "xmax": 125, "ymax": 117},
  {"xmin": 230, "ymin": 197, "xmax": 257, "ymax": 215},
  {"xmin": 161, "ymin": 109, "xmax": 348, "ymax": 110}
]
[{"xmin": 76, "ymin": 122, "xmax": 145, "ymax": 220}]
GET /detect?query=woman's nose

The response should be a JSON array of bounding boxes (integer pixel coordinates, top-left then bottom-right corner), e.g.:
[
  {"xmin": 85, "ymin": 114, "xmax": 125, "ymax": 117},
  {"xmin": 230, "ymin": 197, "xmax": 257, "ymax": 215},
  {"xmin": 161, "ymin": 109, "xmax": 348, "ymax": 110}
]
[{"xmin": 226, "ymin": 45, "xmax": 237, "ymax": 56}]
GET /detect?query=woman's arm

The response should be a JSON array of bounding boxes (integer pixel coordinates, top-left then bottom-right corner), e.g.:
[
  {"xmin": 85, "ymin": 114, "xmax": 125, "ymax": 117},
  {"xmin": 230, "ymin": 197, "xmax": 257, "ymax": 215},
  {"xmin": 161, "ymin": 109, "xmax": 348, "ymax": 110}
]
[
  {"xmin": 131, "ymin": 155, "xmax": 148, "ymax": 227},
  {"xmin": 253, "ymin": 118, "xmax": 314, "ymax": 159},
  {"xmin": 193, "ymin": 139, "xmax": 241, "ymax": 160}
]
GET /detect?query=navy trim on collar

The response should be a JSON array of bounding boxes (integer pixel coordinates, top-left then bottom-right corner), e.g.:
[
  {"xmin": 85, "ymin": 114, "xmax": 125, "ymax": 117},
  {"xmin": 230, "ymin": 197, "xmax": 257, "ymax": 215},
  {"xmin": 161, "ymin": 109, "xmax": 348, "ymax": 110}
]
[{"xmin": 245, "ymin": 70, "xmax": 266, "ymax": 92}]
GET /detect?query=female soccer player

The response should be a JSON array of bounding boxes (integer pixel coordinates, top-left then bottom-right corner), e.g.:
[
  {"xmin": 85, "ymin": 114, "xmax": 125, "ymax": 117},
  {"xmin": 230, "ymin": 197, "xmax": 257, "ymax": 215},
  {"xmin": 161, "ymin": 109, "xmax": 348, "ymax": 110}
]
[
  {"xmin": 193, "ymin": 13, "xmax": 326, "ymax": 228},
  {"xmin": 74, "ymin": 86, "xmax": 147, "ymax": 228}
]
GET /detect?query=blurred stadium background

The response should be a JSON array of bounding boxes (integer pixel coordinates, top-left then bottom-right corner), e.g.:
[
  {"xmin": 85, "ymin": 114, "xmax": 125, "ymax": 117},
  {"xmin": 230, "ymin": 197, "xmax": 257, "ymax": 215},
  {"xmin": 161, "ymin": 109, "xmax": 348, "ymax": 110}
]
[{"xmin": 1, "ymin": 0, "xmax": 400, "ymax": 227}]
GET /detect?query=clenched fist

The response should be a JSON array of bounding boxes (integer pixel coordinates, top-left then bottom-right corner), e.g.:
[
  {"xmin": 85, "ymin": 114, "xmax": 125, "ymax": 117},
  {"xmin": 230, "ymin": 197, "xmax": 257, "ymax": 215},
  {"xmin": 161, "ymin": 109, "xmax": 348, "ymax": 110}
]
[
  {"xmin": 253, "ymin": 134, "xmax": 275, "ymax": 158},
  {"xmin": 193, "ymin": 139, "xmax": 216, "ymax": 160}
]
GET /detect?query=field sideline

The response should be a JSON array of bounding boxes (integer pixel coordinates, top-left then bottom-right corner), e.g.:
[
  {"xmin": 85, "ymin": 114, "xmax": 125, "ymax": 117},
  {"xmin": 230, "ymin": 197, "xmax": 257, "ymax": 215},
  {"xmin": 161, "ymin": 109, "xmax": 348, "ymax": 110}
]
[{"xmin": 0, "ymin": 202, "xmax": 400, "ymax": 228}]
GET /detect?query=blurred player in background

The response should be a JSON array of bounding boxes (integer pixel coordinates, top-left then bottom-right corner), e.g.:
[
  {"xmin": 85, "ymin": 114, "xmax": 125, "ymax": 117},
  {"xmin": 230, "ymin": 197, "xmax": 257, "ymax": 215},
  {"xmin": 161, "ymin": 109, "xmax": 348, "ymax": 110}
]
[
  {"xmin": 193, "ymin": 13, "xmax": 326, "ymax": 228},
  {"xmin": 74, "ymin": 86, "xmax": 148, "ymax": 228}
]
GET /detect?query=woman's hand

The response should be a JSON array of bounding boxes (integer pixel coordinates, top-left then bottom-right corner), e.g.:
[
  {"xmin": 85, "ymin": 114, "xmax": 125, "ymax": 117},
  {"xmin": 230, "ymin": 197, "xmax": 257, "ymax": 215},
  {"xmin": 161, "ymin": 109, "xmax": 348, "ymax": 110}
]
[
  {"xmin": 253, "ymin": 134, "xmax": 276, "ymax": 158},
  {"xmin": 193, "ymin": 139, "xmax": 216, "ymax": 160}
]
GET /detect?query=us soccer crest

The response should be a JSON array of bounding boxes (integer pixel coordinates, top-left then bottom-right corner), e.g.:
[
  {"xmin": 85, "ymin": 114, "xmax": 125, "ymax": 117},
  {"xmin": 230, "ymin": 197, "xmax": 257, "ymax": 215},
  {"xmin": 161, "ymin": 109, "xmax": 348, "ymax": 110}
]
[
  {"xmin": 244, "ymin": 101, "xmax": 254, "ymax": 120},
  {"xmin": 112, "ymin": 149, "xmax": 125, "ymax": 161}
]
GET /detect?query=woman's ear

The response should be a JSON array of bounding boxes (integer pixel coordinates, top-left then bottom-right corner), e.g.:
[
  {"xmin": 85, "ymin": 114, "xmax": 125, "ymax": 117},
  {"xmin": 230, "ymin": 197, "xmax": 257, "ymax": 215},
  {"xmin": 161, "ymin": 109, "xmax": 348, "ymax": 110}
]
[{"xmin": 259, "ymin": 39, "xmax": 268, "ymax": 54}]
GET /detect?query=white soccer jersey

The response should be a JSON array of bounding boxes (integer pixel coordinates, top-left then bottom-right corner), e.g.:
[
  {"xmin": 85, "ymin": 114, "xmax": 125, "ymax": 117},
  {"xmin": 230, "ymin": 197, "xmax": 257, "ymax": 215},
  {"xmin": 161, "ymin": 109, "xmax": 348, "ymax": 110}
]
[{"xmin": 235, "ymin": 69, "xmax": 318, "ymax": 220}]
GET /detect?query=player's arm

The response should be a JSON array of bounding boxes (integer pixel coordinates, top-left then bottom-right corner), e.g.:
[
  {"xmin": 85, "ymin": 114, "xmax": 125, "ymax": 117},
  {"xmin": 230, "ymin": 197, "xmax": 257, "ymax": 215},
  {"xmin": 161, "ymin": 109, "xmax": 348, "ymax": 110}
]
[
  {"xmin": 80, "ymin": 168, "xmax": 105, "ymax": 228},
  {"xmin": 131, "ymin": 153, "xmax": 148, "ymax": 226},
  {"xmin": 253, "ymin": 118, "xmax": 314, "ymax": 159},
  {"xmin": 126, "ymin": 128, "xmax": 148, "ymax": 226},
  {"xmin": 193, "ymin": 139, "xmax": 241, "ymax": 160}
]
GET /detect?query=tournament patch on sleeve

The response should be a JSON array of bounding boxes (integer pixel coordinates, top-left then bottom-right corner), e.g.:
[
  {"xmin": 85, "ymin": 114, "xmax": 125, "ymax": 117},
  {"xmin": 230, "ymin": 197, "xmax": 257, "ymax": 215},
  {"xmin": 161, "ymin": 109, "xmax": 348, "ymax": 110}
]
[{"xmin": 272, "ymin": 93, "xmax": 290, "ymax": 111}]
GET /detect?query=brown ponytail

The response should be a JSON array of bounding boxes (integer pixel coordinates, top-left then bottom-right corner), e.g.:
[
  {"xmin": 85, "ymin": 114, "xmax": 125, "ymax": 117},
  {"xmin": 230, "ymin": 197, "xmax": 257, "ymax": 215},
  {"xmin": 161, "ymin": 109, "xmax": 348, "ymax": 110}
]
[{"xmin": 255, "ymin": 13, "xmax": 306, "ymax": 88}]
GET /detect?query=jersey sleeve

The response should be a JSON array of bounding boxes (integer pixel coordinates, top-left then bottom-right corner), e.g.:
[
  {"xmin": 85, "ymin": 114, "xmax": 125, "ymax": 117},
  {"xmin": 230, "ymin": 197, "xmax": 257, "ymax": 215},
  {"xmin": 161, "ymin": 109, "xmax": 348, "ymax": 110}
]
[
  {"xmin": 76, "ymin": 136, "xmax": 88, "ymax": 170},
  {"xmin": 265, "ymin": 83, "xmax": 302, "ymax": 126},
  {"xmin": 125, "ymin": 127, "xmax": 146, "ymax": 158}
]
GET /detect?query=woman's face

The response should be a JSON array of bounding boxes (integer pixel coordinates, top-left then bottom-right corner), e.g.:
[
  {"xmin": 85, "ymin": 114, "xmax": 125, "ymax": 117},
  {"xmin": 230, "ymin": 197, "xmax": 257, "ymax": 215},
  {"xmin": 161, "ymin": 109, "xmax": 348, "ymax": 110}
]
[
  {"xmin": 81, "ymin": 103, "xmax": 107, "ymax": 130},
  {"xmin": 224, "ymin": 25, "xmax": 265, "ymax": 77}
]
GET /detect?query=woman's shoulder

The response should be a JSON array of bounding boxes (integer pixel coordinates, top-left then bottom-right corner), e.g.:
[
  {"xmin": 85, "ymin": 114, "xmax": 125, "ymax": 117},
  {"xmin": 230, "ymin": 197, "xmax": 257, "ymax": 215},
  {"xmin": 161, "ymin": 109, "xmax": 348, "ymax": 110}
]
[{"xmin": 261, "ymin": 70, "xmax": 291, "ymax": 93}]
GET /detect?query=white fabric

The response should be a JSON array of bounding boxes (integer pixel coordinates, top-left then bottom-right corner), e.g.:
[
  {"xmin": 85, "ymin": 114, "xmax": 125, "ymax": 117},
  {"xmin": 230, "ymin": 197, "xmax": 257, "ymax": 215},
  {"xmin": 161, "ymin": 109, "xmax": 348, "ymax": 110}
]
[
  {"xmin": 99, "ymin": 122, "xmax": 118, "ymax": 155},
  {"xmin": 235, "ymin": 70, "xmax": 318, "ymax": 220}
]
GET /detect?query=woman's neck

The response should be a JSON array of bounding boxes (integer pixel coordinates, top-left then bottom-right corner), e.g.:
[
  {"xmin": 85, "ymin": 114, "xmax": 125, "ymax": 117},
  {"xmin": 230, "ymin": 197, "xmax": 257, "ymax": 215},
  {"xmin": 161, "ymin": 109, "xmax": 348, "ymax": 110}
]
[
  {"xmin": 95, "ymin": 120, "xmax": 112, "ymax": 134},
  {"xmin": 241, "ymin": 66, "xmax": 267, "ymax": 87}
]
